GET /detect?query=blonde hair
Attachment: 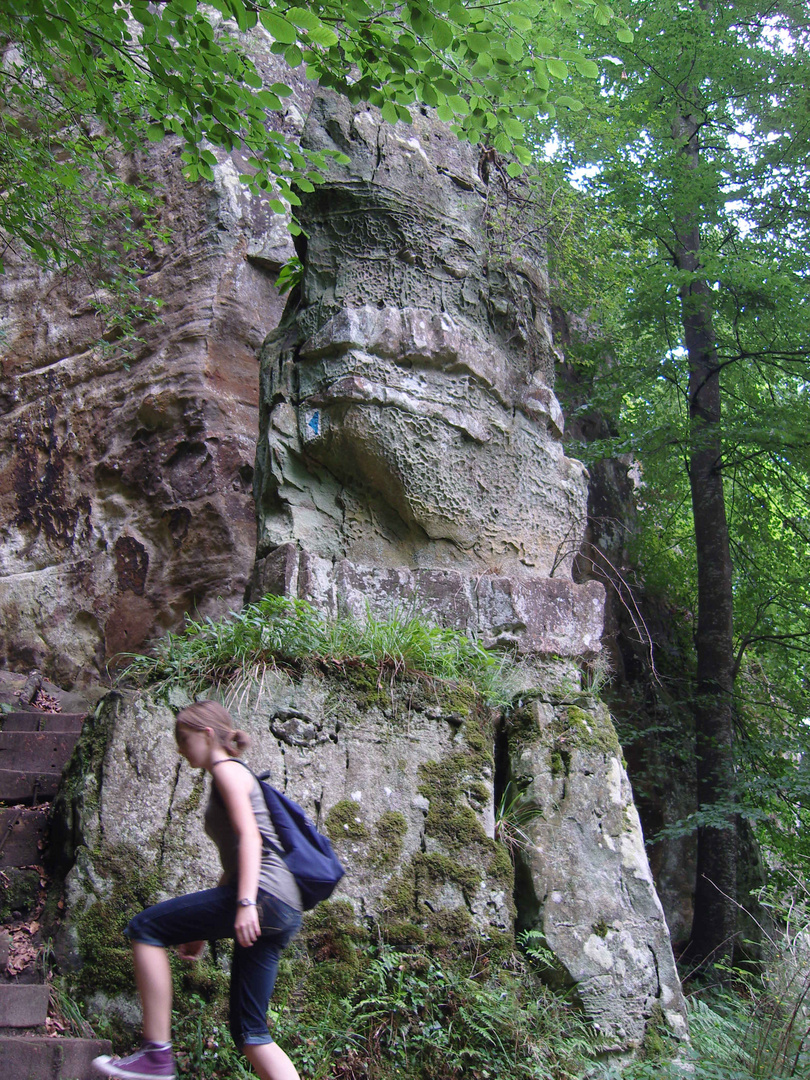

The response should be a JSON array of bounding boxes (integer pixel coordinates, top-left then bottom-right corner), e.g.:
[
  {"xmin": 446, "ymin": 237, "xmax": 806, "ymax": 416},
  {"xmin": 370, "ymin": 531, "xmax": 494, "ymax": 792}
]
[{"xmin": 175, "ymin": 700, "xmax": 250, "ymax": 757}]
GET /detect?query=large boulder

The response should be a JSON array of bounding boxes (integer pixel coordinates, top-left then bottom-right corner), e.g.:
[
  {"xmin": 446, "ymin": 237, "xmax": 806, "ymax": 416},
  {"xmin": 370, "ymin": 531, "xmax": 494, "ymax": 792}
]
[
  {"xmin": 55, "ymin": 664, "xmax": 687, "ymax": 1050},
  {"xmin": 508, "ymin": 688, "xmax": 688, "ymax": 1049},
  {"xmin": 54, "ymin": 677, "xmax": 512, "ymax": 1003}
]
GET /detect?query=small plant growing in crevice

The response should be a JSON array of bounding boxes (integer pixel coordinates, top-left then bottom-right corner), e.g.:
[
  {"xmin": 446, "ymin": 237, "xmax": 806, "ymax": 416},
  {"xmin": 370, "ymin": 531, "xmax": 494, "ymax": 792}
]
[{"xmin": 495, "ymin": 781, "xmax": 544, "ymax": 856}]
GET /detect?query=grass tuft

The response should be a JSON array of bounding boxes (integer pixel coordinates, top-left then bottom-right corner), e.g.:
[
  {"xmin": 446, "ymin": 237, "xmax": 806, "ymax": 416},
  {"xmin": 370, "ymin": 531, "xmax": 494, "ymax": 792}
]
[{"xmin": 119, "ymin": 595, "xmax": 518, "ymax": 707}]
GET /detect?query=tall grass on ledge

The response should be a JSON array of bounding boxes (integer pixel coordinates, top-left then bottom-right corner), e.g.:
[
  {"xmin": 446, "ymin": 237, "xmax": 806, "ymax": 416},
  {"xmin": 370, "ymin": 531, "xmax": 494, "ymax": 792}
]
[{"xmin": 120, "ymin": 594, "xmax": 515, "ymax": 706}]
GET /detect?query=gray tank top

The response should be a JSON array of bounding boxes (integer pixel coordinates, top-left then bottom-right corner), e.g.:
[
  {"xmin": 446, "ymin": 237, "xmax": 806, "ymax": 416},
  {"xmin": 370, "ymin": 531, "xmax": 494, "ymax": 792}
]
[{"xmin": 204, "ymin": 760, "xmax": 302, "ymax": 912}]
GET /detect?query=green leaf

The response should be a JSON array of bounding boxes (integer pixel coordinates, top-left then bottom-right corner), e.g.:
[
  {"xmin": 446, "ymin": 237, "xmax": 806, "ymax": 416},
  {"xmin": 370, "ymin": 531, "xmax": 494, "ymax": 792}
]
[
  {"xmin": 381, "ymin": 100, "xmax": 399, "ymax": 124},
  {"xmin": 505, "ymin": 36, "xmax": 524, "ymax": 62},
  {"xmin": 432, "ymin": 21, "xmax": 454, "ymax": 50},
  {"xmin": 259, "ymin": 12, "xmax": 297, "ymax": 44},
  {"xmin": 287, "ymin": 7, "xmax": 320, "ymax": 30},
  {"xmin": 146, "ymin": 124, "xmax": 165, "ymax": 142},
  {"xmin": 616, "ymin": 25, "xmax": 634, "ymax": 43},
  {"xmin": 256, "ymin": 90, "xmax": 283, "ymax": 111},
  {"xmin": 555, "ymin": 94, "xmax": 584, "ymax": 110},
  {"xmin": 576, "ymin": 59, "xmax": 600, "ymax": 78},
  {"xmin": 466, "ymin": 33, "xmax": 490, "ymax": 55},
  {"xmin": 308, "ymin": 24, "xmax": 339, "ymax": 47},
  {"xmin": 547, "ymin": 58, "xmax": 569, "ymax": 80}
]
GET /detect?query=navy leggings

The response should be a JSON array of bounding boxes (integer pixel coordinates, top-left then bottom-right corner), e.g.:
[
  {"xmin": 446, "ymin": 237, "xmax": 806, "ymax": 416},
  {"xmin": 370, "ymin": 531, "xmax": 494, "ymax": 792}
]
[{"xmin": 125, "ymin": 885, "xmax": 302, "ymax": 1048}]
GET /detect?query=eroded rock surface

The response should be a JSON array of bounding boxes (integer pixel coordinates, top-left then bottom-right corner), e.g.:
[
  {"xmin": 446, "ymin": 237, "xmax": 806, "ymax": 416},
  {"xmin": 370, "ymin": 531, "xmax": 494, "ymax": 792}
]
[
  {"xmin": 252, "ymin": 94, "xmax": 599, "ymax": 655},
  {"xmin": 0, "ymin": 43, "xmax": 310, "ymax": 688},
  {"xmin": 55, "ymin": 679, "xmax": 512, "ymax": 1000}
]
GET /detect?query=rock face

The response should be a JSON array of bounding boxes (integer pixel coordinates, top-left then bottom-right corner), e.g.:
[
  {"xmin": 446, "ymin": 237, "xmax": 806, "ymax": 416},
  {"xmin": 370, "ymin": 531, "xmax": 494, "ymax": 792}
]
[
  {"xmin": 58, "ymin": 666, "xmax": 687, "ymax": 1050},
  {"xmin": 0, "ymin": 43, "xmax": 310, "ymax": 689},
  {"xmin": 251, "ymin": 93, "xmax": 601, "ymax": 655},
  {"xmin": 508, "ymin": 691, "xmax": 687, "ymax": 1049},
  {"xmin": 4, "ymin": 64, "xmax": 688, "ymax": 1052},
  {"xmin": 55, "ymin": 679, "xmax": 512, "ymax": 1003}
]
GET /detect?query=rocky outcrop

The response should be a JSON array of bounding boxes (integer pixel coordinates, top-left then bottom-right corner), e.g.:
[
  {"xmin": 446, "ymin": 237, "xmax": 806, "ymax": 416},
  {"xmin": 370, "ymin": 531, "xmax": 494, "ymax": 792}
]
[
  {"xmin": 508, "ymin": 690, "xmax": 687, "ymax": 1049},
  {"xmin": 0, "ymin": 43, "xmax": 310, "ymax": 689},
  {"xmin": 55, "ymin": 680, "xmax": 512, "ymax": 1005},
  {"xmin": 240, "ymin": 92, "xmax": 688, "ymax": 1047},
  {"xmin": 251, "ymin": 93, "xmax": 600, "ymax": 656},
  {"xmin": 57, "ymin": 669, "xmax": 687, "ymax": 1049},
  {"xmin": 3, "ymin": 49, "xmax": 689, "ymax": 1054}
]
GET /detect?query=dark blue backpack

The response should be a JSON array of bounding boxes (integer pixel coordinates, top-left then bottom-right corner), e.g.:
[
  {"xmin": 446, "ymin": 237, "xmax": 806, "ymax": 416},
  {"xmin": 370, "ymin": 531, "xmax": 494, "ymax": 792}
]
[{"xmin": 256, "ymin": 771, "xmax": 346, "ymax": 910}]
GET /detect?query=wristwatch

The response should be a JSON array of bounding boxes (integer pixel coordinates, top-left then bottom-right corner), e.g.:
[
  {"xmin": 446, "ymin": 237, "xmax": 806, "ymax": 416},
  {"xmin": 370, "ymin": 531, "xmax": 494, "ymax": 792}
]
[{"xmin": 238, "ymin": 898, "xmax": 257, "ymax": 907}]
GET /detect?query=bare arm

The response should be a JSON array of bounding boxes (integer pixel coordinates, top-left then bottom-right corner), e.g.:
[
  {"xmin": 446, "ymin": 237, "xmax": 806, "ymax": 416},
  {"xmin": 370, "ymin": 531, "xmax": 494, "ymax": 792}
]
[{"xmin": 212, "ymin": 760, "xmax": 263, "ymax": 948}]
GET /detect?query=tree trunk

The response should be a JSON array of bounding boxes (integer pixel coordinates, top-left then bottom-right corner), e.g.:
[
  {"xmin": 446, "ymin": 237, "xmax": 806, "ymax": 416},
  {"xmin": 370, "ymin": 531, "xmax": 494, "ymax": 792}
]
[{"xmin": 674, "ymin": 106, "xmax": 738, "ymax": 970}]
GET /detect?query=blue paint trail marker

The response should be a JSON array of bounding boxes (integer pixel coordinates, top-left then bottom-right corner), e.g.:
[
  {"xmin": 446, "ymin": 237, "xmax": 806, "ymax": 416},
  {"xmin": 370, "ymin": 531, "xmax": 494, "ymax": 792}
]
[{"xmin": 307, "ymin": 411, "xmax": 320, "ymax": 436}]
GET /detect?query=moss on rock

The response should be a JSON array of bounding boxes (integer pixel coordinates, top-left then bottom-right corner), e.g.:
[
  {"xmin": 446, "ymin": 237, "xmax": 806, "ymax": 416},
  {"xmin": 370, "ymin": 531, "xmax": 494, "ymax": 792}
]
[
  {"xmin": 325, "ymin": 800, "xmax": 370, "ymax": 842},
  {"xmin": 368, "ymin": 810, "xmax": 408, "ymax": 868},
  {"xmin": 554, "ymin": 703, "xmax": 621, "ymax": 757},
  {"xmin": 71, "ymin": 841, "xmax": 162, "ymax": 996}
]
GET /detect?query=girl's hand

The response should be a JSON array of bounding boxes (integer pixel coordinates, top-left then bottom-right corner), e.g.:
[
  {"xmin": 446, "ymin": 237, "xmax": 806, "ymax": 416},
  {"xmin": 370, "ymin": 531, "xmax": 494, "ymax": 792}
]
[
  {"xmin": 235, "ymin": 904, "xmax": 261, "ymax": 948},
  {"xmin": 177, "ymin": 940, "xmax": 206, "ymax": 961}
]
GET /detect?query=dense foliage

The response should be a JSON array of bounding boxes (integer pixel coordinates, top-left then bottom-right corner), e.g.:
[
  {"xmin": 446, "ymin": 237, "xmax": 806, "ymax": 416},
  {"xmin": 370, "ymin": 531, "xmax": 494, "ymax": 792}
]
[
  {"xmin": 545, "ymin": 0, "xmax": 810, "ymax": 954},
  {"xmin": 1, "ymin": 0, "xmax": 633, "ymax": 269}
]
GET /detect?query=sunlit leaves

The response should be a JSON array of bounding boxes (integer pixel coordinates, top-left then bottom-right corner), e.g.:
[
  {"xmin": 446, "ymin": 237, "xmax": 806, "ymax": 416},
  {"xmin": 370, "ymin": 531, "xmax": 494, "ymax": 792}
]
[
  {"xmin": 2, "ymin": 0, "xmax": 635, "ymax": 268},
  {"xmin": 549, "ymin": 0, "xmax": 810, "ymax": 874}
]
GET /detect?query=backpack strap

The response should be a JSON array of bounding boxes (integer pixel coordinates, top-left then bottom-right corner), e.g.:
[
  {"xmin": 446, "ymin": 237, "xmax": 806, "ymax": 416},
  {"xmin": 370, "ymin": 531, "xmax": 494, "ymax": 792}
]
[{"xmin": 211, "ymin": 759, "xmax": 287, "ymax": 860}]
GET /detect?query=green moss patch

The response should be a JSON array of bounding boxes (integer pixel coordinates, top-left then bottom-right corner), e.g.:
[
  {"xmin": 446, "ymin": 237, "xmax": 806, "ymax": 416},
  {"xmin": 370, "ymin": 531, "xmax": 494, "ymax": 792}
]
[
  {"xmin": 71, "ymin": 841, "xmax": 162, "ymax": 996},
  {"xmin": 369, "ymin": 810, "xmax": 408, "ymax": 868},
  {"xmin": 325, "ymin": 799, "xmax": 370, "ymax": 842},
  {"xmin": 554, "ymin": 704, "xmax": 621, "ymax": 757}
]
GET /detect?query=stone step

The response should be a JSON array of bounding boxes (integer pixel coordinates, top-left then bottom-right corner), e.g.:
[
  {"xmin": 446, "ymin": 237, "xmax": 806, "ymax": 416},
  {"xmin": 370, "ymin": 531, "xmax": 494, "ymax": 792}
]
[
  {"xmin": 0, "ymin": 770, "xmax": 60, "ymax": 805},
  {"xmin": 0, "ymin": 731, "xmax": 80, "ymax": 773},
  {"xmin": 0, "ymin": 985, "xmax": 49, "ymax": 1028},
  {"xmin": 1, "ymin": 714, "xmax": 86, "ymax": 734},
  {"xmin": 0, "ymin": 1035, "xmax": 112, "ymax": 1078},
  {"xmin": 0, "ymin": 807, "xmax": 48, "ymax": 867}
]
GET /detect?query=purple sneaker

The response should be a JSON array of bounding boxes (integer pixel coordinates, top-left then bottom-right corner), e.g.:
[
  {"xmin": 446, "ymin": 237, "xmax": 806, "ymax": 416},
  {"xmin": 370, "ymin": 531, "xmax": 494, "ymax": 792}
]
[{"xmin": 92, "ymin": 1043, "xmax": 176, "ymax": 1079}]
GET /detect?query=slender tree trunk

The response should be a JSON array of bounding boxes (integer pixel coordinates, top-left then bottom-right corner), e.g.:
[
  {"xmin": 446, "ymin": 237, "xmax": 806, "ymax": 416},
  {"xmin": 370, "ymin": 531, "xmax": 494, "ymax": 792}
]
[{"xmin": 674, "ymin": 105, "xmax": 738, "ymax": 970}]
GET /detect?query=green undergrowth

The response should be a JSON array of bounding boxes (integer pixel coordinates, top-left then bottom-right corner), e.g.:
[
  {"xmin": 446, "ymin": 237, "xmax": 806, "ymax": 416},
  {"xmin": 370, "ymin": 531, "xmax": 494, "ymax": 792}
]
[
  {"xmin": 120, "ymin": 594, "xmax": 519, "ymax": 707},
  {"xmin": 271, "ymin": 940, "xmax": 599, "ymax": 1080},
  {"xmin": 593, "ymin": 985, "xmax": 810, "ymax": 1080}
]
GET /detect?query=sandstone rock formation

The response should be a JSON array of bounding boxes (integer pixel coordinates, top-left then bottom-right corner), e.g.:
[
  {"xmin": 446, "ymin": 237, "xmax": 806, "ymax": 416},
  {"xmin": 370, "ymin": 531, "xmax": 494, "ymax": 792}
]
[
  {"xmin": 57, "ymin": 666, "xmax": 686, "ymax": 1050},
  {"xmin": 242, "ymin": 92, "xmax": 687, "ymax": 1047},
  {"xmin": 2, "ymin": 48, "xmax": 690, "ymax": 1053},
  {"xmin": 251, "ymin": 93, "xmax": 602, "ymax": 655},
  {"xmin": 0, "ymin": 42, "xmax": 309, "ymax": 689},
  {"xmin": 508, "ymin": 690, "xmax": 687, "ymax": 1048}
]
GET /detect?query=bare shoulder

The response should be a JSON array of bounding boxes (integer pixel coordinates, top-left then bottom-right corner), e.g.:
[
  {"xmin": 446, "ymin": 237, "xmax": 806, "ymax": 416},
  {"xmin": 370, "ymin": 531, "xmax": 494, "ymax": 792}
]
[{"xmin": 211, "ymin": 758, "xmax": 253, "ymax": 796}]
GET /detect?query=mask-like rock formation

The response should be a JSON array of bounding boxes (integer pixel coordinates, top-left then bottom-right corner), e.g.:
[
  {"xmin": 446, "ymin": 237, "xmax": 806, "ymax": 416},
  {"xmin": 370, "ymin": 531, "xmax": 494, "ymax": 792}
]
[{"xmin": 251, "ymin": 93, "xmax": 602, "ymax": 655}]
